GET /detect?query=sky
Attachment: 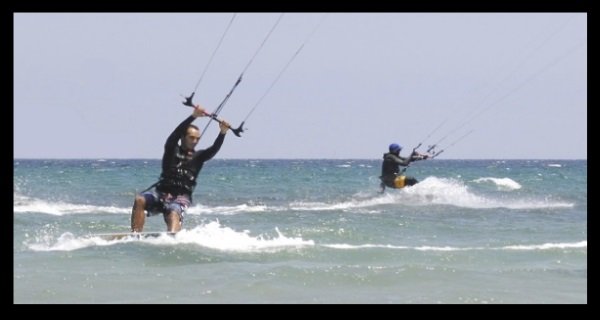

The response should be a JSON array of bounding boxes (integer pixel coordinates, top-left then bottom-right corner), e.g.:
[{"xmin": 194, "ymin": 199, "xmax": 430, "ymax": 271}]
[{"xmin": 14, "ymin": 13, "xmax": 587, "ymax": 159}]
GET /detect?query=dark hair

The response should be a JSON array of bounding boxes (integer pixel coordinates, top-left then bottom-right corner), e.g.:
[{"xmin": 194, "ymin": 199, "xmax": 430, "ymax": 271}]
[{"xmin": 183, "ymin": 124, "xmax": 201, "ymax": 139}]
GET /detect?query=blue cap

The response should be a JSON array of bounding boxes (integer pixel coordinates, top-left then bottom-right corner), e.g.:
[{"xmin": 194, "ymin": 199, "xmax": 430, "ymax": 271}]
[{"xmin": 389, "ymin": 143, "xmax": 402, "ymax": 153}]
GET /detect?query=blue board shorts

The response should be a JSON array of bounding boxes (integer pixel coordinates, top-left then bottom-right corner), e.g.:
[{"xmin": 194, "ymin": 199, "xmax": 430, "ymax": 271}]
[{"xmin": 141, "ymin": 190, "xmax": 191, "ymax": 223}]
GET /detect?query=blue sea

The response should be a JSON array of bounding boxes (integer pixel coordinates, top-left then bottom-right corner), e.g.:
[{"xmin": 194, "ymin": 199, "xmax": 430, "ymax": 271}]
[{"xmin": 13, "ymin": 159, "xmax": 586, "ymax": 304}]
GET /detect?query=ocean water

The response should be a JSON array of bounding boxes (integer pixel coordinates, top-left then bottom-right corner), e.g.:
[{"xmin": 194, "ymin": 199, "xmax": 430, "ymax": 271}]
[{"xmin": 13, "ymin": 159, "xmax": 586, "ymax": 304}]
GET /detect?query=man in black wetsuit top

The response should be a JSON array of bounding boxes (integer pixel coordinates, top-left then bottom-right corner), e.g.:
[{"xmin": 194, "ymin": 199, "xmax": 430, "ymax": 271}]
[
  {"xmin": 131, "ymin": 105, "xmax": 230, "ymax": 233},
  {"xmin": 380, "ymin": 143, "xmax": 428, "ymax": 192}
]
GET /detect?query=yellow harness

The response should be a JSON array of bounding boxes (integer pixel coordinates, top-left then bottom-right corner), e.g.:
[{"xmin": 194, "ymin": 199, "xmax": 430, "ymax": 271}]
[{"xmin": 393, "ymin": 175, "xmax": 407, "ymax": 188}]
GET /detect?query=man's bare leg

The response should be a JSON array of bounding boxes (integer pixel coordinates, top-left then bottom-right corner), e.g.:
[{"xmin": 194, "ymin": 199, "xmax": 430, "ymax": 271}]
[
  {"xmin": 131, "ymin": 195, "xmax": 146, "ymax": 232},
  {"xmin": 164, "ymin": 211, "xmax": 182, "ymax": 233}
]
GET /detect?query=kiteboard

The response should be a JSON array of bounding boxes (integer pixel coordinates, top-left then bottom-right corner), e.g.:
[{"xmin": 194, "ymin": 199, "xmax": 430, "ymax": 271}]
[{"xmin": 90, "ymin": 231, "xmax": 176, "ymax": 241}]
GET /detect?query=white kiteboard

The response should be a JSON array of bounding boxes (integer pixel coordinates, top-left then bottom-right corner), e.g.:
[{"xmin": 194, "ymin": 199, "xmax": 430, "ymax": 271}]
[{"xmin": 89, "ymin": 231, "xmax": 176, "ymax": 241}]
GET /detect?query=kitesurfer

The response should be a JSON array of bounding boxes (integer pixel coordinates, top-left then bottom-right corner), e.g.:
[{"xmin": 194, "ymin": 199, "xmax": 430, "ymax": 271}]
[
  {"xmin": 130, "ymin": 105, "xmax": 230, "ymax": 232},
  {"xmin": 380, "ymin": 143, "xmax": 428, "ymax": 191}
]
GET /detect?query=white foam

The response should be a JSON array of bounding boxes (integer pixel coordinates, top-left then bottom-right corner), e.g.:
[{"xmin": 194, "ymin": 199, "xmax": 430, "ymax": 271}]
[
  {"xmin": 186, "ymin": 203, "xmax": 269, "ymax": 215},
  {"xmin": 402, "ymin": 177, "xmax": 573, "ymax": 209},
  {"xmin": 172, "ymin": 222, "xmax": 314, "ymax": 252},
  {"xmin": 473, "ymin": 177, "xmax": 522, "ymax": 190},
  {"xmin": 14, "ymin": 196, "xmax": 126, "ymax": 215},
  {"xmin": 287, "ymin": 176, "xmax": 574, "ymax": 211},
  {"xmin": 502, "ymin": 241, "xmax": 587, "ymax": 250},
  {"xmin": 26, "ymin": 221, "xmax": 314, "ymax": 252}
]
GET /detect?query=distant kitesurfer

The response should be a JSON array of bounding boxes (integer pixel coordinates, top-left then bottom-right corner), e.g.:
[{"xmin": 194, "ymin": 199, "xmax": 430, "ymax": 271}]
[
  {"xmin": 131, "ymin": 105, "xmax": 230, "ymax": 233},
  {"xmin": 380, "ymin": 143, "xmax": 428, "ymax": 192}
]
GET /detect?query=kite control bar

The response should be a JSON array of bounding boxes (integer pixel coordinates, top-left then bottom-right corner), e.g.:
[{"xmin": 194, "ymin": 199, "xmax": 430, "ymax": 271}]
[{"xmin": 182, "ymin": 93, "xmax": 245, "ymax": 137}]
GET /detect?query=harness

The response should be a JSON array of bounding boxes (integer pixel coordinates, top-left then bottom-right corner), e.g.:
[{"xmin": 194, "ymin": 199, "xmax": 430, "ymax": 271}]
[
  {"xmin": 157, "ymin": 166, "xmax": 197, "ymax": 195},
  {"xmin": 142, "ymin": 147, "xmax": 199, "ymax": 197}
]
